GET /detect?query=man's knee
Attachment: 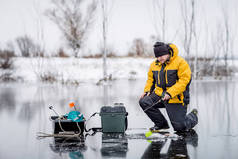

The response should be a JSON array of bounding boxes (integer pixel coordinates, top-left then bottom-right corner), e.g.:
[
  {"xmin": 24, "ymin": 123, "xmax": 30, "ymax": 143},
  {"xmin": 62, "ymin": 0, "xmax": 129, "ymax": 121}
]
[
  {"xmin": 139, "ymin": 96, "xmax": 153, "ymax": 110},
  {"xmin": 139, "ymin": 98, "xmax": 146, "ymax": 109}
]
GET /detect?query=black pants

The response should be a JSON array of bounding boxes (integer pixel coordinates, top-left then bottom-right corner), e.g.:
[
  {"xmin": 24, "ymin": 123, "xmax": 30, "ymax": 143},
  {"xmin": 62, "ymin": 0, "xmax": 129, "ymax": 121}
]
[{"xmin": 139, "ymin": 93, "xmax": 198, "ymax": 131}]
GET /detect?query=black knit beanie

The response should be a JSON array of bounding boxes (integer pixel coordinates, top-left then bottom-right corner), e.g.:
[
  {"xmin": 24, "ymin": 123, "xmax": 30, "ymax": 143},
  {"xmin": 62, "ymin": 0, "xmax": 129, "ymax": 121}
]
[{"xmin": 153, "ymin": 42, "xmax": 170, "ymax": 57}]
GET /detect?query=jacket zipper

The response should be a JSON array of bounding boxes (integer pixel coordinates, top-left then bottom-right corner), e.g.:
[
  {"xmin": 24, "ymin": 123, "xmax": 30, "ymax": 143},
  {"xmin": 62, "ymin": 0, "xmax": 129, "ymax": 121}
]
[
  {"xmin": 165, "ymin": 70, "xmax": 168, "ymax": 85},
  {"xmin": 158, "ymin": 71, "xmax": 160, "ymax": 85}
]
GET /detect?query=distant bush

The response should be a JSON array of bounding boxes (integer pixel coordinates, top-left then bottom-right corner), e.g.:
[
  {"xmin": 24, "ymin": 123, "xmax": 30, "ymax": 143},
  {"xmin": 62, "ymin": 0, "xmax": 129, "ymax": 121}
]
[
  {"xmin": 0, "ymin": 49, "xmax": 16, "ymax": 82},
  {"xmin": 0, "ymin": 49, "xmax": 15, "ymax": 69},
  {"xmin": 83, "ymin": 51, "xmax": 117, "ymax": 58},
  {"xmin": 15, "ymin": 35, "xmax": 45, "ymax": 57},
  {"xmin": 54, "ymin": 48, "xmax": 69, "ymax": 58},
  {"xmin": 60, "ymin": 79, "xmax": 80, "ymax": 85},
  {"xmin": 128, "ymin": 38, "xmax": 146, "ymax": 57},
  {"xmin": 38, "ymin": 71, "xmax": 58, "ymax": 83},
  {"xmin": 83, "ymin": 54, "xmax": 102, "ymax": 58},
  {"xmin": 188, "ymin": 57, "xmax": 236, "ymax": 79},
  {"xmin": 0, "ymin": 72, "xmax": 16, "ymax": 82},
  {"xmin": 128, "ymin": 38, "xmax": 153, "ymax": 57}
]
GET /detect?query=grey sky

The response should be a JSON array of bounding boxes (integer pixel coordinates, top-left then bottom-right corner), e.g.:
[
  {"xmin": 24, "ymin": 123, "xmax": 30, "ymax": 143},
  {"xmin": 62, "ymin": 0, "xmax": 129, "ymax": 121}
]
[{"xmin": 0, "ymin": 0, "xmax": 237, "ymax": 56}]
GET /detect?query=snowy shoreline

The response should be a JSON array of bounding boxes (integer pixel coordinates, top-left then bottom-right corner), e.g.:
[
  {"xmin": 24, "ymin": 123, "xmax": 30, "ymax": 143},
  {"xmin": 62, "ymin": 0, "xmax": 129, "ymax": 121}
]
[
  {"xmin": 11, "ymin": 57, "xmax": 151, "ymax": 83},
  {"xmin": 1, "ymin": 57, "xmax": 237, "ymax": 84}
]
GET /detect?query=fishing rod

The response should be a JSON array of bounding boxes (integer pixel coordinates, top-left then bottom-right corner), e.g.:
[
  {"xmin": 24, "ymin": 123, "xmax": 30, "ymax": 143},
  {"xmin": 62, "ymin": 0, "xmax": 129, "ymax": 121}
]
[
  {"xmin": 143, "ymin": 98, "xmax": 168, "ymax": 112},
  {"xmin": 49, "ymin": 105, "xmax": 60, "ymax": 116}
]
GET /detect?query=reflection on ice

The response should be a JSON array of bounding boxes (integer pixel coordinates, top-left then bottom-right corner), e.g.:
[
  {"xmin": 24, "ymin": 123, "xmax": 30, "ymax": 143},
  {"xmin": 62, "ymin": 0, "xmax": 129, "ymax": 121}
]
[
  {"xmin": 50, "ymin": 137, "xmax": 86, "ymax": 153},
  {"xmin": 101, "ymin": 133, "xmax": 128, "ymax": 158},
  {"xmin": 141, "ymin": 129, "xmax": 198, "ymax": 159},
  {"xmin": 50, "ymin": 137, "xmax": 87, "ymax": 159},
  {"xmin": 0, "ymin": 80, "xmax": 238, "ymax": 159}
]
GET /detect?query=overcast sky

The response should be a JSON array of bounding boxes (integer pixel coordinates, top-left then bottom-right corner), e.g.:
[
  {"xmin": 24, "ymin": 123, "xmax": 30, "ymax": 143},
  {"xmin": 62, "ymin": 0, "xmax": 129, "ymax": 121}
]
[{"xmin": 0, "ymin": 0, "xmax": 237, "ymax": 56}]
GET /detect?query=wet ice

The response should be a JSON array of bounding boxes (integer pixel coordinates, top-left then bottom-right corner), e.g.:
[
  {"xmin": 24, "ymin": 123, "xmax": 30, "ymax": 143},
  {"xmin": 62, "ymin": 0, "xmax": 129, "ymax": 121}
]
[{"xmin": 0, "ymin": 79, "xmax": 238, "ymax": 158}]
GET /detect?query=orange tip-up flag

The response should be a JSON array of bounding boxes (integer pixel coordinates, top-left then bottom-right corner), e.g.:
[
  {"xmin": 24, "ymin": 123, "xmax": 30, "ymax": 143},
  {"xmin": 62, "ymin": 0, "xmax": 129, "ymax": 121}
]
[{"xmin": 69, "ymin": 102, "xmax": 75, "ymax": 108}]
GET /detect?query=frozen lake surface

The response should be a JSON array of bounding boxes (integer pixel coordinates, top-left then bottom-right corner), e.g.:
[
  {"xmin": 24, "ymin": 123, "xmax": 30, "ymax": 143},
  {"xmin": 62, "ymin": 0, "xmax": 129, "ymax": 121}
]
[{"xmin": 0, "ymin": 79, "xmax": 238, "ymax": 159}]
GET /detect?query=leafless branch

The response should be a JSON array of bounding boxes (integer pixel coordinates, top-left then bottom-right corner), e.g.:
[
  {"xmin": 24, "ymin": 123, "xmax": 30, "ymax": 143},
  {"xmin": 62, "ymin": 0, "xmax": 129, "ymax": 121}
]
[{"xmin": 46, "ymin": 0, "xmax": 97, "ymax": 57}]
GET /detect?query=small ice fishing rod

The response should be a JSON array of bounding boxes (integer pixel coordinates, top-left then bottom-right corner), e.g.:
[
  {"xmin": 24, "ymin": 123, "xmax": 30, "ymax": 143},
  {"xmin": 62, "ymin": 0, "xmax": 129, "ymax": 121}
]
[
  {"xmin": 143, "ymin": 98, "xmax": 168, "ymax": 112},
  {"xmin": 49, "ymin": 106, "xmax": 60, "ymax": 116}
]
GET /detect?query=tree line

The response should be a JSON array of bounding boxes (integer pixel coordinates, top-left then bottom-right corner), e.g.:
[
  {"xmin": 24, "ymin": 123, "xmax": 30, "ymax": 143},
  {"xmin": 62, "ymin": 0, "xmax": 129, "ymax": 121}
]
[{"xmin": 0, "ymin": 0, "xmax": 237, "ymax": 81}]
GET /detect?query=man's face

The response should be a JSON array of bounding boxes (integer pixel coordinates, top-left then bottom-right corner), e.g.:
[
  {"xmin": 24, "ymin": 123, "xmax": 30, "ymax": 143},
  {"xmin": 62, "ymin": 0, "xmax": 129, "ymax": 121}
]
[{"xmin": 157, "ymin": 54, "xmax": 170, "ymax": 64}]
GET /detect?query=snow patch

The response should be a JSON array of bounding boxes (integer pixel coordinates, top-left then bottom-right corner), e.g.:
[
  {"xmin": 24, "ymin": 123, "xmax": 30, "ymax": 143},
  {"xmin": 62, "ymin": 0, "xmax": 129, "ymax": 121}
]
[{"xmin": 12, "ymin": 57, "xmax": 152, "ymax": 83}]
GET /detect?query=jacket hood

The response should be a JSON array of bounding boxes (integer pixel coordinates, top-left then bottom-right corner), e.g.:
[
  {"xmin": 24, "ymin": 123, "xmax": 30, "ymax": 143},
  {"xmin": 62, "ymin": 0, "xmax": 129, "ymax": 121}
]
[{"xmin": 168, "ymin": 43, "xmax": 178, "ymax": 61}]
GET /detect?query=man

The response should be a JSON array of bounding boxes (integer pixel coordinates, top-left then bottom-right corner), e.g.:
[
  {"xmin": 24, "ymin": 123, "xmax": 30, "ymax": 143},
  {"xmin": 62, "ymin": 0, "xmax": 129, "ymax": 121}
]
[{"xmin": 139, "ymin": 42, "xmax": 198, "ymax": 132}]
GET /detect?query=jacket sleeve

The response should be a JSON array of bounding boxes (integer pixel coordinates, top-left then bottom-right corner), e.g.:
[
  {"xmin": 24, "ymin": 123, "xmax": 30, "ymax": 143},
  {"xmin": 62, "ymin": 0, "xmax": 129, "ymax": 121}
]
[
  {"xmin": 166, "ymin": 59, "xmax": 191, "ymax": 98},
  {"xmin": 144, "ymin": 63, "xmax": 154, "ymax": 93}
]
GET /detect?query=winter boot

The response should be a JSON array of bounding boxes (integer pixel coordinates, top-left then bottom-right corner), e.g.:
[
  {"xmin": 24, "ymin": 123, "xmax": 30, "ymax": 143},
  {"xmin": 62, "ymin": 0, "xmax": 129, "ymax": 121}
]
[{"xmin": 149, "ymin": 124, "xmax": 170, "ymax": 132}]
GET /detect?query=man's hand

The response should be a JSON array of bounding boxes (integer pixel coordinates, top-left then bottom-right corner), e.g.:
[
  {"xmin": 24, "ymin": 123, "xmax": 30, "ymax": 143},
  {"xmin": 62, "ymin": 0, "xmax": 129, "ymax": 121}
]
[
  {"xmin": 162, "ymin": 93, "xmax": 171, "ymax": 101},
  {"xmin": 140, "ymin": 92, "xmax": 150, "ymax": 99}
]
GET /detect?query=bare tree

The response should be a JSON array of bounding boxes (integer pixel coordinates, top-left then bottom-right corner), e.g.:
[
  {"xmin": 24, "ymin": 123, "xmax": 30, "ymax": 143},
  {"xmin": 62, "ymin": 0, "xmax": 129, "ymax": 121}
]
[
  {"xmin": 180, "ymin": 0, "xmax": 196, "ymax": 62},
  {"xmin": 151, "ymin": 0, "xmax": 167, "ymax": 41},
  {"xmin": 98, "ymin": 0, "xmax": 115, "ymax": 84},
  {"xmin": 32, "ymin": 0, "xmax": 46, "ymax": 57},
  {"xmin": 190, "ymin": 0, "xmax": 199, "ymax": 79},
  {"xmin": 16, "ymin": 35, "xmax": 34, "ymax": 57},
  {"xmin": 211, "ymin": 23, "xmax": 224, "ymax": 78},
  {"xmin": 101, "ymin": 0, "xmax": 108, "ymax": 80},
  {"xmin": 0, "ymin": 49, "xmax": 14, "ymax": 70},
  {"xmin": 220, "ymin": 0, "xmax": 235, "ymax": 76},
  {"xmin": 179, "ymin": 0, "xmax": 204, "ymax": 80},
  {"xmin": 207, "ymin": 0, "xmax": 235, "ymax": 78},
  {"xmin": 222, "ymin": 6, "xmax": 229, "ymax": 73},
  {"xmin": 129, "ymin": 38, "xmax": 147, "ymax": 57},
  {"xmin": 46, "ymin": 0, "xmax": 97, "ymax": 57},
  {"xmin": 16, "ymin": 35, "xmax": 44, "ymax": 57},
  {"xmin": 0, "ymin": 44, "xmax": 15, "ymax": 82}
]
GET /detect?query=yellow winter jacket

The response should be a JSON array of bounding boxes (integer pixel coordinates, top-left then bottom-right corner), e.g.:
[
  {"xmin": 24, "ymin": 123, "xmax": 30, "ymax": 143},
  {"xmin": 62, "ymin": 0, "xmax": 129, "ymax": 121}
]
[{"xmin": 144, "ymin": 44, "xmax": 191, "ymax": 105}]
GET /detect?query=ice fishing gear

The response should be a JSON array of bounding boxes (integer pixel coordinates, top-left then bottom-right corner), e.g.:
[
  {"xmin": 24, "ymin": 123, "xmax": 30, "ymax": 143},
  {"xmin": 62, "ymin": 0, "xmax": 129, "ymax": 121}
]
[
  {"xmin": 51, "ymin": 115, "xmax": 85, "ymax": 135},
  {"xmin": 48, "ymin": 103, "xmax": 85, "ymax": 136},
  {"xmin": 67, "ymin": 102, "xmax": 84, "ymax": 122},
  {"xmin": 38, "ymin": 102, "xmax": 129, "ymax": 140},
  {"xmin": 69, "ymin": 102, "xmax": 77, "ymax": 111},
  {"xmin": 49, "ymin": 106, "xmax": 61, "ymax": 117},
  {"xmin": 84, "ymin": 112, "xmax": 101, "ymax": 133},
  {"xmin": 100, "ymin": 103, "xmax": 128, "ymax": 133},
  {"xmin": 143, "ymin": 99, "xmax": 163, "ymax": 112},
  {"xmin": 143, "ymin": 92, "xmax": 169, "ymax": 112},
  {"xmin": 84, "ymin": 103, "xmax": 128, "ymax": 134},
  {"xmin": 38, "ymin": 103, "xmax": 94, "ymax": 139},
  {"xmin": 67, "ymin": 111, "xmax": 84, "ymax": 122}
]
